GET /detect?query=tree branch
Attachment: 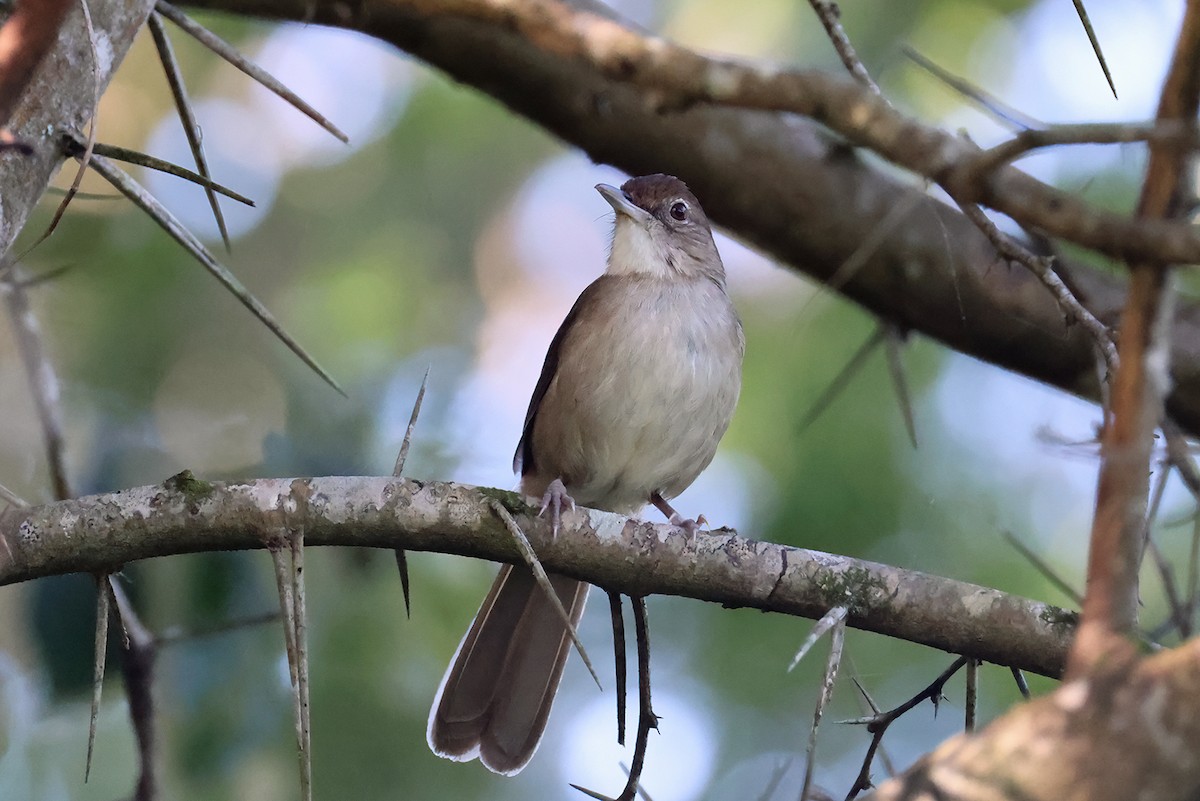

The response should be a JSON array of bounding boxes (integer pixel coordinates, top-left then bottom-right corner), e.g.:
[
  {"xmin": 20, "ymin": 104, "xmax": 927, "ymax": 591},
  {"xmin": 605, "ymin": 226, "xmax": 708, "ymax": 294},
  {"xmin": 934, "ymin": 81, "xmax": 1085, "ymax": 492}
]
[
  {"xmin": 178, "ymin": 0, "xmax": 1200, "ymax": 439},
  {"xmin": 871, "ymin": 641, "xmax": 1200, "ymax": 801},
  {"xmin": 0, "ymin": 474, "xmax": 1075, "ymax": 678},
  {"xmin": 1071, "ymin": 0, "xmax": 1200, "ymax": 675},
  {"xmin": 194, "ymin": 0, "xmax": 1199, "ymax": 264},
  {"xmin": 0, "ymin": 0, "xmax": 155, "ymax": 255},
  {"xmin": 0, "ymin": 0, "xmax": 75, "ymax": 135}
]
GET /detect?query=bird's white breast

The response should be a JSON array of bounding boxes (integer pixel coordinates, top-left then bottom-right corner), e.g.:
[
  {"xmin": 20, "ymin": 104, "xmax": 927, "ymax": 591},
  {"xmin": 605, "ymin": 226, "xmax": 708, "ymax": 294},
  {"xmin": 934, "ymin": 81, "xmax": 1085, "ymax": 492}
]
[{"xmin": 529, "ymin": 275, "xmax": 743, "ymax": 515}]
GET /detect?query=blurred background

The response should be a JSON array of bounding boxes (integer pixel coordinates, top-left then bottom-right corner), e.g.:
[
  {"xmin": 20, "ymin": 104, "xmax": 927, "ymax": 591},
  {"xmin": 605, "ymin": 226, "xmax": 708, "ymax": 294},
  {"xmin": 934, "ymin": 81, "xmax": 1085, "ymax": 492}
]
[{"xmin": 0, "ymin": 0, "xmax": 1193, "ymax": 799}]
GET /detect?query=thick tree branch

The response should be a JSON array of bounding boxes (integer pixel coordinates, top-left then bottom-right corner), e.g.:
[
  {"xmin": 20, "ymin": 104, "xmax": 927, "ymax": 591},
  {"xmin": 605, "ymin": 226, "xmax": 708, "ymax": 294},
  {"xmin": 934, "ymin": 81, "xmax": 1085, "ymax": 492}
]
[
  {"xmin": 0, "ymin": 0, "xmax": 75, "ymax": 135},
  {"xmin": 871, "ymin": 641, "xmax": 1200, "ymax": 801},
  {"xmin": 0, "ymin": 0, "xmax": 155, "ymax": 254},
  {"xmin": 0, "ymin": 474, "xmax": 1075, "ymax": 678},
  {"xmin": 194, "ymin": 0, "xmax": 1200, "ymax": 266},
  {"xmin": 180, "ymin": 0, "xmax": 1200, "ymax": 439}
]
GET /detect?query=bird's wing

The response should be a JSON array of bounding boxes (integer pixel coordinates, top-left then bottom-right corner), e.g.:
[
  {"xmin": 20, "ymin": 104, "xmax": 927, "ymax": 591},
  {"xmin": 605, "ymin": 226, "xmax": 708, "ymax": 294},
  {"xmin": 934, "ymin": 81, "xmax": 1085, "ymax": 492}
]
[{"xmin": 513, "ymin": 277, "xmax": 611, "ymax": 476}]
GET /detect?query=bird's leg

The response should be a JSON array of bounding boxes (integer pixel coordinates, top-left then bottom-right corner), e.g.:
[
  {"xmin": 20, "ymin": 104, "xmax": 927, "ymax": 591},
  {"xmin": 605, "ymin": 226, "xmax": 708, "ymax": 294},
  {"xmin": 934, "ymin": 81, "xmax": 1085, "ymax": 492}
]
[
  {"xmin": 538, "ymin": 477, "xmax": 576, "ymax": 538},
  {"xmin": 650, "ymin": 491, "xmax": 707, "ymax": 534}
]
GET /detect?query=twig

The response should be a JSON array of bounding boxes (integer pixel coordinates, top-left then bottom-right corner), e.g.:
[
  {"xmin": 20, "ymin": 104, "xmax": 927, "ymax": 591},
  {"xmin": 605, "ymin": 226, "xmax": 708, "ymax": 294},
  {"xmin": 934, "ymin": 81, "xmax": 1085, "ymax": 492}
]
[
  {"xmin": 801, "ymin": 610, "xmax": 845, "ymax": 801},
  {"xmin": 754, "ymin": 758, "xmax": 792, "ymax": 801},
  {"xmin": 1069, "ymin": 0, "xmax": 1200, "ymax": 676},
  {"xmin": 796, "ymin": 319, "xmax": 915, "ymax": 446},
  {"xmin": 487, "ymin": 498, "xmax": 601, "ymax": 689},
  {"xmin": 805, "ymin": 190, "xmax": 923, "ymax": 306},
  {"xmin": 109, "ymin": 577, "xmax": 158, "ymax": 801},
  {"xmin": 1010, "ymin": 667, "xmax": 1030, "ymax": 700},
  {"xmin": 290, "ymin": 531, "xmax": 312, "ymax": 801},
  {"xmin": 848, "ymin": 676, "xmax": 895, "ymax": 778},
  {"xmin": 270, "ymin": 546, "xmax": 298, "ymax": 686},
  {"xmin": 157, "ymin": 610, "xmax": 280, "ymax": 645},
  {"xmin": 842, "ymin": 656, "xmax": 968, "ymax": 800},
  {"xmin": 271, "ymin": 536, "xmax": 311, "ymax": 801},
  {"xmin": 392, "ymin": 367, "xmax": 429, "ymax": 477},
  {"xmin": 964, "ymin": 658, "xmax": 977, "ymax": 733},
  {"xmin": 902, "ymin": 46, "xmax": 1041, "ymax": 131},
  {"xmin": 0, "ymin": 480, "xmax": 28, "ymax": 508},
  {"xmin": 608, "ymin": 591, "xmax": 627, "ymax": 745},
  {"xmin": 65, "ymin": 139, "xmax": 254, "ymax": 205},
  {"xmin": 882, "ymin": 325, "xmax": 917, "ymax": 449},
  {"xmin": 806, "ymin": 1, "xmax": 880, "ymax": 95},
  {"xmin": 148, "ymin": 10, "xmax": 230, "ymax": 250},
  {"xmin": 85, "ymin": 573, "xmax": 111, "ymax": 782},
  {"xmin": 43, "ymin": 186, "xmax": 119, "ymax": 201},
  {"xmin": 572, "ymin": 596, "xmax": 655, "ymax": 801},
  {"xmin": 1138, "ymin": 459, "xmax": 1190, "ymax": 638},
  {"xmin": 1145, "ymin": 536, "xmax": 1189, "ymax": 639},
  {"xmin": 957, "ymin": 201, "xmax": 1118, "ymax": 378},
  {"xmin": 789, "ymin": 606, "xmax": 848, "ymax": 671},
  {"xmin": 10, "ymin": 264, "xmax": 73, "ymax": 289},
  {"xmin": 1190, "ymin": 514, "xmax": 1200, "ymax": 628},
  {"xmin": 972, "ymin": 121, "xmax": 1200, "ymax": 178},
  {"xmin": 1163, "ymin": 418, "xmax": 1200, "ymax": 500},
  {"xmin": 1071, "ymin": 0, "xmax": 1117, "ymax": 99},
  {"xmin": 617, "ymin": 762, "xmax": 655, "ymax": 801},
  {"xmin": 797, "ymin": 326, "xmax": 885, "ymax": 436},
  {"xmin": 2, "ymin": 272, "xmax": 72, "ymax": 500},
  {"xmin": 391, "ymin": 367, "xmax": 429, "ymax": 618}
]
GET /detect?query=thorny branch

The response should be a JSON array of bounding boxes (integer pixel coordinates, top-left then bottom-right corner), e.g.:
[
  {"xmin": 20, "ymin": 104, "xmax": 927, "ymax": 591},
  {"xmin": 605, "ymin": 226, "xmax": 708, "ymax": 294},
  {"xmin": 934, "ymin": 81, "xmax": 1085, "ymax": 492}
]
[
  {"xmin": 844, "ymin": 656, "xmax": 969, "ymax": 800},
  {"xmin": 7, "ymin": 3, "xmax": 1200, "ymax": 800},
  {"xmin": 0, "ymin": 475, "xmax": 1076, "ymax": 678},
  {"xmin": 1069, "ymin": 0, "xmax": 1200, "ymax": 677},
  {"xmin": 6, "ymin": 0, "xmax": 1200, "ymax": 443},
  {"xmin": 572, "ymin": 596, "xmax": 654, "ymax": 801},
  {"xmin": 110, "ymin": 578, "xmax": 158, "ymax": 801},
  {"xmin": 806, "ymin": 1, "xmax": 880, "ymax": 95},
  {"xmin": 957, "ymin": 201, "xmax": 1117, "ymax": 378},
  {"xmin": 210, "ymin": 0, "xmax": 1200, "ymax": 268},
  {"xmin": 147, "ymin": 10, "xmax": 232, "ymax": 250},
  {"xmin": 176, "ymin": 0, "xmax": 1200, "ymax": 441}
]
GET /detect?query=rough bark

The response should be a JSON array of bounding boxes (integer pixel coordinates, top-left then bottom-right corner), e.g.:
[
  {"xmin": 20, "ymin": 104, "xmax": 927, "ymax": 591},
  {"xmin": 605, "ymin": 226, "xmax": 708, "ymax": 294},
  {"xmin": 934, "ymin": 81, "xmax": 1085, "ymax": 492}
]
[
  {"xmin": 0, "ymin": 0, "xmax": 156, "ymax": 253},
  {"xmin": 871, "ymin": 641, "xmax": 1200, "ymax": 801},
  {"xmin": 0, "ymin": 474, "xmax": 1075, "ymax": 678}
]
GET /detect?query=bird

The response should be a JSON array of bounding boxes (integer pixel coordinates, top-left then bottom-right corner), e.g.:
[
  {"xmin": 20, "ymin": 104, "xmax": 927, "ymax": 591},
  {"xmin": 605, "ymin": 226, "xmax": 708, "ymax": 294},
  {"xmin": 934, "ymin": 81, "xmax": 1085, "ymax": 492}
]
[{"xmin": 427, "ymin": 173, "xmax": 744, "ymax": 775}]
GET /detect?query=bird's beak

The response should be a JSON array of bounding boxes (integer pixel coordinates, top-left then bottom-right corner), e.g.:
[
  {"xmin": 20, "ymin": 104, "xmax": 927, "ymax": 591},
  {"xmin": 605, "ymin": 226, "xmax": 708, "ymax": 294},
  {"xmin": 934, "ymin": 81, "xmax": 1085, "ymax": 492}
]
[{"xmin": 596, "ymin": 184, "xmax": 655, "ymax": 225}]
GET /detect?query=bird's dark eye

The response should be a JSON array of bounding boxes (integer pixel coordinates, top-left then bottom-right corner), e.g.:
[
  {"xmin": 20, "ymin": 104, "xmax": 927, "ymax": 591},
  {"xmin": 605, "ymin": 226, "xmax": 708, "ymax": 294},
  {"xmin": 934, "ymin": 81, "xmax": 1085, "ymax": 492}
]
[{"xmin": 669, "ymin": 201, "xmax": 688, "ymax": 221}]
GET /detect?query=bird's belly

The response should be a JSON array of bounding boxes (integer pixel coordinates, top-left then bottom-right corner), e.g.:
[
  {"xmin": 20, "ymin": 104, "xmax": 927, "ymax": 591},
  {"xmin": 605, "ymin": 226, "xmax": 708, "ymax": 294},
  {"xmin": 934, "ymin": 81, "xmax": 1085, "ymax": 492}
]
[{"xmin": 540, "ymin": 324, "xmax": 740, "ymax": 514}]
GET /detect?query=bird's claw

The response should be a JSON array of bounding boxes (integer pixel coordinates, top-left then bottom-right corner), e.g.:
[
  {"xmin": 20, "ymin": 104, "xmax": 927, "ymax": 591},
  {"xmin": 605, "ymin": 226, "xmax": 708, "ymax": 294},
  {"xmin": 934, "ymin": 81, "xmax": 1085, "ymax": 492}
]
[
  {"xmin": 668, "ymin": 512, "xmax": 707, "ymax": 535},
  {"xmin": 651, "ymin": 491, "xmax": 708, "ymax": 534},
  {"xmin": 538, "ymin": 477, "xmax": 576, "ymax": 538}
]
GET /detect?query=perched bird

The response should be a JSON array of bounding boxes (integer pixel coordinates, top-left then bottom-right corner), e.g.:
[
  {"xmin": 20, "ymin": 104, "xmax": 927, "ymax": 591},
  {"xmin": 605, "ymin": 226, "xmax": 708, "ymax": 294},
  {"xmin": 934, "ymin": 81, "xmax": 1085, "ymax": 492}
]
[{"xmin": 427, "ymin": 174, "xmax": 744, "ymax": 775}]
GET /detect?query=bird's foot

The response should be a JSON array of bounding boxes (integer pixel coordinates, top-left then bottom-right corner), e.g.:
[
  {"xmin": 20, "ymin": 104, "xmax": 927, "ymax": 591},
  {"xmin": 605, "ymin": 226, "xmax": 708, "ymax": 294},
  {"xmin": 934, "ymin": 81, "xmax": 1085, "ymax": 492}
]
[
  {"xmin": 667, "ymin": 512, "xmax": 708, "ymax": 535},
  {"xmin": 651, "ymin": 491, "xmax": 708, "ymax": 534},
  {"xmin": 538, "ymin": 477, "xmax": 576, "ymax": 538}
]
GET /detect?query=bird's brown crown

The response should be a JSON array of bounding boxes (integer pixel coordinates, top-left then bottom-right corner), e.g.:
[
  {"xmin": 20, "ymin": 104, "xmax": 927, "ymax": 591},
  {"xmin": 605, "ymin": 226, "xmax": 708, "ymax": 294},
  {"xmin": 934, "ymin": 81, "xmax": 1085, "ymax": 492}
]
[{"xmin": 620, "ymin": 174, "xmax": 711, "ymax": 228}]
